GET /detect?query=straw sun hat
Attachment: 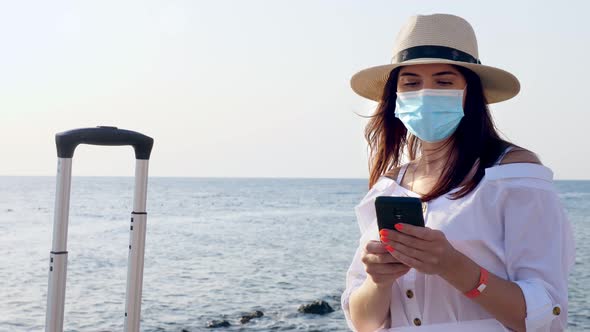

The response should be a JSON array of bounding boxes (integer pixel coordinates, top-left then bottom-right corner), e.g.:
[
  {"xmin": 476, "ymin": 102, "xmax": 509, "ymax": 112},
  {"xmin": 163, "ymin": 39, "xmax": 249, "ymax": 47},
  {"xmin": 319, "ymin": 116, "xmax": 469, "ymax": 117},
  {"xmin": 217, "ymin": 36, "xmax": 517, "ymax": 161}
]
[{"xmin": 350, "ymin": 13, "xmax": 520, "ymax": 104}]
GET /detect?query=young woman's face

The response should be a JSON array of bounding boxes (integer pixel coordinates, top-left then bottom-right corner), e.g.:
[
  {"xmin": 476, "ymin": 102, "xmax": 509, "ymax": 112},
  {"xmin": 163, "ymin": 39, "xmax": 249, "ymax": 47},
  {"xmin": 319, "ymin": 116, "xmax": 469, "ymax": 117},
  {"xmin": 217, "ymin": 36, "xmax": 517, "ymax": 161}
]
[{"xmin": 396, "ymin": 63, "xmax": 468, "ymax": 105}]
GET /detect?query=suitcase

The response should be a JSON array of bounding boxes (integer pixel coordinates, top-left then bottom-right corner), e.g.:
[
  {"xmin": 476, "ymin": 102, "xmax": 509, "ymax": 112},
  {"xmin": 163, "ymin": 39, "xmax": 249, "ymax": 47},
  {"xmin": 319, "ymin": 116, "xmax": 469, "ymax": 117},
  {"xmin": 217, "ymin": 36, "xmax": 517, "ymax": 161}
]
[{"xmin": 44, "ymin": 126, "xmax": 154, "ymax": 332}]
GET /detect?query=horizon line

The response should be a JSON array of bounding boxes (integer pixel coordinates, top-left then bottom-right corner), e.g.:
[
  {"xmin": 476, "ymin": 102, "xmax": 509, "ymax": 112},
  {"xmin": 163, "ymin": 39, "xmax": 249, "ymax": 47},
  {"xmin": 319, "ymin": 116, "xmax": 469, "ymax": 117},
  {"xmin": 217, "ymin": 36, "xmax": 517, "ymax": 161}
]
[{"xmin": 0, "ymin": 175, "xmax": 587, "ymax": 181}]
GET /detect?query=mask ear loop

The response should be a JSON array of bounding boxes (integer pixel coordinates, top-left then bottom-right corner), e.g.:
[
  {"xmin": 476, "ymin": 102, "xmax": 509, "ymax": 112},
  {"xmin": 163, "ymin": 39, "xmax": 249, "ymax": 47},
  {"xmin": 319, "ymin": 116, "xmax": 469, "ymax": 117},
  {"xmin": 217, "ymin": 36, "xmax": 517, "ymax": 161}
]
[{"xmin": 461, "ymin": 84, "xmax": 468, "ymax": 110}]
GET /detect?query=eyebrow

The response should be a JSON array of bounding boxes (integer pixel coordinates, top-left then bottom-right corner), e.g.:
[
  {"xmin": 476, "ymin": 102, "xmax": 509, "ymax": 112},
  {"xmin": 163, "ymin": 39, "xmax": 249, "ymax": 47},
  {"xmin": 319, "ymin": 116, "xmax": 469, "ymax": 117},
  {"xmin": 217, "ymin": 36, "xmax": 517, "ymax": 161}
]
[{"xmin": 399, "ymin": 71, "xmax": 458, "ymax": 77}]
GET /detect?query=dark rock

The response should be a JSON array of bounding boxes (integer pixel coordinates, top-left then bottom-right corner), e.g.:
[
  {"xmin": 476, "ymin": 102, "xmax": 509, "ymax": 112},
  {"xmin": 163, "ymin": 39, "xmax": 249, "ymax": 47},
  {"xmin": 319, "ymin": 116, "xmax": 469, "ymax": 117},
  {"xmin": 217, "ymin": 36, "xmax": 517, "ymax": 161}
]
[
  {"xmin": 206, "ymin": 320, "xmax": 231, "ymax": 328},
  {"xmin": 298, "ymin": 300, "xmax": 334, "ymax": 315},
  {"xmin": 240, "ymin": 310, "xmax": 264, "ymax": 324}
]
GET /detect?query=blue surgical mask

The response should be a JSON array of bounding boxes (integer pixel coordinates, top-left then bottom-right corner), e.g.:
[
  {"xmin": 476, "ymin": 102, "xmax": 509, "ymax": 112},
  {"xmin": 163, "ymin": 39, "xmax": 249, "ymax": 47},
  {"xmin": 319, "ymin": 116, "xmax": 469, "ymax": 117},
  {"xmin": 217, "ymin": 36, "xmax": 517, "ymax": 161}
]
[{"xmin": 394, "ymin": 88, "xmax": 465, "ymax": 142}]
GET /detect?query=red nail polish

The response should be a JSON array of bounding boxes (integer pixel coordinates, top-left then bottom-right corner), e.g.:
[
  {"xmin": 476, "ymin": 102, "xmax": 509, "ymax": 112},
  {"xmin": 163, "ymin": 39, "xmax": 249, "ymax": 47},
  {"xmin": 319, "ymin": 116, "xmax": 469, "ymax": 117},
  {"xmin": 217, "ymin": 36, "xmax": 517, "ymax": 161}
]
[
  {"xmin": 380, "ymin": 236, "xmax": 387, "ymax": 242},
  {"xmin": 380, "ymin": 229, "xmax": 388, "ymax": 236},
  {"xmin": 385, "ymin": 245, "xmax": 394, "ymax": 253},
  {"xmin": 394, "ymin": 224, "xmax": 403, "ymax": 231}
]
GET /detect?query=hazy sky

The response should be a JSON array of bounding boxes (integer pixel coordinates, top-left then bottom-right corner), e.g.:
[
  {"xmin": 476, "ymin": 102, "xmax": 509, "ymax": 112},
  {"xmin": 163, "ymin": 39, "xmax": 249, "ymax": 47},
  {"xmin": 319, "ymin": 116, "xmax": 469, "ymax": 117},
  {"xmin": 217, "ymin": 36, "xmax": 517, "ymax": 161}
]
[{"xmin": 1, "ymin": 1, "xmax": 588, "ymax": 179}]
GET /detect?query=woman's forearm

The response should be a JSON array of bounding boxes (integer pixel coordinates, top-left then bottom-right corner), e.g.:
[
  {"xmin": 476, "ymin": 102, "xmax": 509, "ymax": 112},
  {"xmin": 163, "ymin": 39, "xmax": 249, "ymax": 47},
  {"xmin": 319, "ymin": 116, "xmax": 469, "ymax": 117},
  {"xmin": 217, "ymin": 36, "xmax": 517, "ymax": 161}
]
[
  {"xmin": 349, "ymin": 277, "xmax": 392, "ymax": 332},
  {"xmin": 441, "ymin": 250, "xmax": 527, "ymax": 332}
]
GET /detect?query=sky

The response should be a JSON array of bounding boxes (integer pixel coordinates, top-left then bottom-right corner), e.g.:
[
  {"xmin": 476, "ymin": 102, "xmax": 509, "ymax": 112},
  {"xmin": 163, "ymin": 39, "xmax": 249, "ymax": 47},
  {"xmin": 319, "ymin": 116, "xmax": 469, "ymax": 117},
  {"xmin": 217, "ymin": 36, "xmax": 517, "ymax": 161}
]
[{"xmin": 1, "ymin": 0, "xmax": 588, "ymax": 179}]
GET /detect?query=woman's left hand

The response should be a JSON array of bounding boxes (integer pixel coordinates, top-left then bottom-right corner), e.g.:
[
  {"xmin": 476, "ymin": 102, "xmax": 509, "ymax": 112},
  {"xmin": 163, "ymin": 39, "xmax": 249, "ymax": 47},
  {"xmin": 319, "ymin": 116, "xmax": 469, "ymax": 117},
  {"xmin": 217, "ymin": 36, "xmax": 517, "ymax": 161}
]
[{"xmin": 380, "ymin": 223, "xmax": 459, "ymax": 276}]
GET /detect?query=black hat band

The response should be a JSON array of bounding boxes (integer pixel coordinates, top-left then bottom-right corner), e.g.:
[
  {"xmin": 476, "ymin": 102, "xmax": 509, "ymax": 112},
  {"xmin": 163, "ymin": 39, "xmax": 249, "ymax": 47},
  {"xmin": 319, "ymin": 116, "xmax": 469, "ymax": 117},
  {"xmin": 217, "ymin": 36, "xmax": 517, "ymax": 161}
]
[{"xmin": 392, "ymin": 45, "xmax": 482, "ymax": 65}]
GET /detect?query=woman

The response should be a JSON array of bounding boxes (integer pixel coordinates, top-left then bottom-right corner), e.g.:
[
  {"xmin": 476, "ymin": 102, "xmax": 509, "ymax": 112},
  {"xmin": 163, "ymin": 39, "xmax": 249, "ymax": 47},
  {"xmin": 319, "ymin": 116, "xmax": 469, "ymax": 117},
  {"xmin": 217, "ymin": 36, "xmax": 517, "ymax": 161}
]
[{"xmin": 341, "ymin": 14, "xmax": 575, "ymax": 332}]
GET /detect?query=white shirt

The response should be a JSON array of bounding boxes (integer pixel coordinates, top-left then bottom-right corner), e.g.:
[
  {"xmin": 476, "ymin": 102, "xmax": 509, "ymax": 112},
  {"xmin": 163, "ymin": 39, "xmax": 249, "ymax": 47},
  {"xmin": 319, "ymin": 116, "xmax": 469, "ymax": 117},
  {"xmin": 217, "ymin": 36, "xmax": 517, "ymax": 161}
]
[{"xmin": 341, "ymin": 154, "xmax": 575, "ymax": 331}]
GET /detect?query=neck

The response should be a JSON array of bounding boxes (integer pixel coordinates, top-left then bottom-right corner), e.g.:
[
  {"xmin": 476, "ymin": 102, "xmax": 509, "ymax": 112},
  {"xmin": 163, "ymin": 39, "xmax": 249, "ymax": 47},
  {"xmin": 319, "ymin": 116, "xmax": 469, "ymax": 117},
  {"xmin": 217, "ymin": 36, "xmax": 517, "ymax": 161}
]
[{"xmin": 417, "ymin": 137, "xmax": 453, "ymax": 174}]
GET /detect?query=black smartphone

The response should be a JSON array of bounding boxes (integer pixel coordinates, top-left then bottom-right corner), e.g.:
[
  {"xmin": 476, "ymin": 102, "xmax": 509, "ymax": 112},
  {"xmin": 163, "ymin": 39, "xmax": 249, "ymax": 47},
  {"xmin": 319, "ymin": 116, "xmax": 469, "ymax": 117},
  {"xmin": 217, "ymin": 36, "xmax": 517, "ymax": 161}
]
[{"xmin": 375, "ymin": 196, "xmax": 425, "ymax": 231}]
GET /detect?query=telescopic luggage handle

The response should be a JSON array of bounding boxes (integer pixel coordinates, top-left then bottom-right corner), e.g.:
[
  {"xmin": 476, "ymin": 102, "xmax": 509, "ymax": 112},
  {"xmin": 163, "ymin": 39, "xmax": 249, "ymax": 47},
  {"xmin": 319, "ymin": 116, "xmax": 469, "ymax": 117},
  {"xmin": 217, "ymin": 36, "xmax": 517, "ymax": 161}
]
[
  {"xmin": 46, "ymin": 126, "xmax": 153, "ymax": 332},
  {"xmin": 55, "ymin": 126, "xmax": 154, "ymax": 159}
]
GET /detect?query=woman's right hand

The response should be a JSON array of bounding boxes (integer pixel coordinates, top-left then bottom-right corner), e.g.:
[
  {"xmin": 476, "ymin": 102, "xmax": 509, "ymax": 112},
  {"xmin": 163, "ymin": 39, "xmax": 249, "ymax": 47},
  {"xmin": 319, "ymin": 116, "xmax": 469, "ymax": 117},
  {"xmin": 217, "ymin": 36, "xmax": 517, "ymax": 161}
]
[{"xmin": 362, "ymin": 240, "xmax": 411, "ymax": 286}]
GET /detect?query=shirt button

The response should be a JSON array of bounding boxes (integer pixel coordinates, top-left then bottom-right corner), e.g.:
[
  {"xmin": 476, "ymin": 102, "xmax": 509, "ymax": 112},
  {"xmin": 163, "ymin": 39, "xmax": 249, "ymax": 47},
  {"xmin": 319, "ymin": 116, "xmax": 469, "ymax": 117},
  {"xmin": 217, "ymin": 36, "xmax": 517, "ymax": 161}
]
[
  {"xmin": 406, "ymin": 289, "xmax": 414, "ymax": 299},
  {"xmin": 553, "ymin": 306, "xmax": 561, "ymax": 316},
  {"xmin": 413, "ymin": 318, "xmax": 422, "ymax": 326}
]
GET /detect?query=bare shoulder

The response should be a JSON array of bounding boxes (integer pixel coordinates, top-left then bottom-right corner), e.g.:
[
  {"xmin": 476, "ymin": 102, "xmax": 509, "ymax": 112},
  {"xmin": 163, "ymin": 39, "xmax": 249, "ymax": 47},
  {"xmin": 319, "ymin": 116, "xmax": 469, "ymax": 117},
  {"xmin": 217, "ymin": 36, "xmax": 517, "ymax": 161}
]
[
  {"xmin": 499, "ymin": 147, "xmax": 543, "ymax": 165},
  {"xmin": 384, "ymin": 166, "xmax": 402, "ymax": 180}
]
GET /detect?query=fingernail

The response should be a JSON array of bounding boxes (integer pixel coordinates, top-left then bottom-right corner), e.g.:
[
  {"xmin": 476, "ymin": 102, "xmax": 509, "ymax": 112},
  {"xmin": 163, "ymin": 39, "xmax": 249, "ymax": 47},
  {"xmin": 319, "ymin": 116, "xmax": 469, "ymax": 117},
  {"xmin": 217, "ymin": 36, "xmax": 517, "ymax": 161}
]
[
  {"xmin": 380, "ymin": 229, "xmax": 388, "ymax": 236},
  {"xmin": 380, "ymin": 235, "xmax": 388, "ymax": 242},
  {"xmin": 385, "ymin": 245, "xmax": 394, "ymax": 253},
  {"xmin": 394, "ymin": 224, "xmax": 403, "ymax": 231}
]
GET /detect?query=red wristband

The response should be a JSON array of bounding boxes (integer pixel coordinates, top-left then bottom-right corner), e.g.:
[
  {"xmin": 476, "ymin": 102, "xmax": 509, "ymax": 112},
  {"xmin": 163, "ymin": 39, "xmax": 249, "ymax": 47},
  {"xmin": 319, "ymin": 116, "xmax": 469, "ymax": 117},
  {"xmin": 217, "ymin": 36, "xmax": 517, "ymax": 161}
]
[{"xmin": 464, "ymin": 266, "xmax": 489, "ymax": 299}]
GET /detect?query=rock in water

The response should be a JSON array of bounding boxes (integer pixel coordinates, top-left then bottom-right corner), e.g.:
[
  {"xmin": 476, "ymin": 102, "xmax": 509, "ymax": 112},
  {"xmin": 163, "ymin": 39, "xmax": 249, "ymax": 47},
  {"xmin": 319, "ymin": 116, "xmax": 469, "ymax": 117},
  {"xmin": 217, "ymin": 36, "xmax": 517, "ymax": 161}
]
[
  {"xmin": 206, "ymin": 320, "xmax": 231, "ymax": 328},
  {"xmin": 298, "ymin": 300, "xmax": 334, "ymax": 315},
  {"xmin": 240, "ymin": 310, "xmax": 264, "ymax": 324}
]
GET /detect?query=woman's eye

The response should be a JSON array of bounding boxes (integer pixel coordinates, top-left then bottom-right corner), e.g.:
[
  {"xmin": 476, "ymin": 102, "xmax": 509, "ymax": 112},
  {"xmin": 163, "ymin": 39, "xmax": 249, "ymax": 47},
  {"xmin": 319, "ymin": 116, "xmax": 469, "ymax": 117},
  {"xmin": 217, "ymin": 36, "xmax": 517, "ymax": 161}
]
[
  {"xmin": 438, "ymin": 81, "xmax": 452, "ymax": 85},
  {"xmin": 404, "ymin": 82, "xmax": 418, "ymax": 86}
]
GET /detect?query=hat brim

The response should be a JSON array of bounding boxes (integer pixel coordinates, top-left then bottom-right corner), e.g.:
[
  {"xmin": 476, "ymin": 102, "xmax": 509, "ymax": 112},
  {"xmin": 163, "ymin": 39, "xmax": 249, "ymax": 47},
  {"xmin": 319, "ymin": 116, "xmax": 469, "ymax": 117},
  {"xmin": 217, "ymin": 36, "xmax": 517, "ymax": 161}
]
[{"xmin": 350, "ymin": 58, "xmax": 520, "ymax": 104}]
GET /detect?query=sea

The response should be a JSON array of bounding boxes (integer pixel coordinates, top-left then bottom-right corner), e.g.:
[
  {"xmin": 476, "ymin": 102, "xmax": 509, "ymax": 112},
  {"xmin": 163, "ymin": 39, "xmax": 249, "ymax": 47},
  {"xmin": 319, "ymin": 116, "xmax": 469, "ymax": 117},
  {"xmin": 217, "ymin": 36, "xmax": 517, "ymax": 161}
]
[{"xmin": 0, "ymin": 177, "xmax": 588, "ymax": 331}]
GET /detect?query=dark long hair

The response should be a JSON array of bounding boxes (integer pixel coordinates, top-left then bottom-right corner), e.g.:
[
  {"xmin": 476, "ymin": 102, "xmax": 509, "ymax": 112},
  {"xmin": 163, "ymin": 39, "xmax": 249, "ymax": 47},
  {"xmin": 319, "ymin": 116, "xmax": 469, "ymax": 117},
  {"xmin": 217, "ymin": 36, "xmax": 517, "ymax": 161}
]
[{"xmin": 364, "ymin": 65, "xmax": 515, "ymax": 201}]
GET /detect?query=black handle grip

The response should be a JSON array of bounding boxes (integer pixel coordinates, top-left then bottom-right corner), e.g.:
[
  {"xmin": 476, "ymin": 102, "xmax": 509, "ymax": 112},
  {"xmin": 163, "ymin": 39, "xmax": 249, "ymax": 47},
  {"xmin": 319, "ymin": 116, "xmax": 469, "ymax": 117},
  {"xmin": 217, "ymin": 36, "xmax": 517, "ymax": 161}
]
[{"xmin": 55, "ymin": 126, "xmax": 154, "ymax": 159}]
